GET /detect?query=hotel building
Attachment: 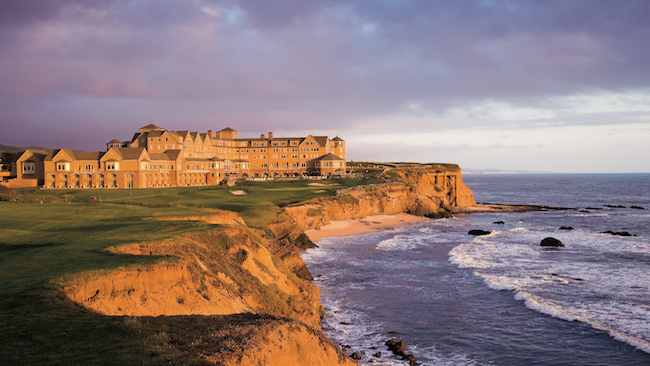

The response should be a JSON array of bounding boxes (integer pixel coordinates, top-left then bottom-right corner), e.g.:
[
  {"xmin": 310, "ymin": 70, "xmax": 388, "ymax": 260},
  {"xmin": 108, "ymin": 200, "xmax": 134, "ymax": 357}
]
[{"xmin": 0, "ymin": 124, "xmax": 346, "ymax": 189}]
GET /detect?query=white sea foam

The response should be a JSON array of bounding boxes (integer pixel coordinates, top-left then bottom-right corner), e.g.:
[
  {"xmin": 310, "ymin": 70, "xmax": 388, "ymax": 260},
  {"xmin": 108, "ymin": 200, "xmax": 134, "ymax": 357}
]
[{"xmin": 448, "ymin": 223, "xmax": 650, "ymax": 355}]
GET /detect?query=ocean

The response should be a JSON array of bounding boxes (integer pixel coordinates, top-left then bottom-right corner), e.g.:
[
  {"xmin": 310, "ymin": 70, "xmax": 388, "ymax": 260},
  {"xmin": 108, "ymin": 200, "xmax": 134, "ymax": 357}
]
[{"xmin": 301, "ymin": 174, "xmax": 650, "ymax": 365}]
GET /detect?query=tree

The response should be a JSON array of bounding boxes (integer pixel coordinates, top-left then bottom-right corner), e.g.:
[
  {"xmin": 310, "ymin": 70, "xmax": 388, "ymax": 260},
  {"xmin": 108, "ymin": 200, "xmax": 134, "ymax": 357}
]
[{"xmin": 1, "ymin": 152, "xmax": 17, "ymax": 164}]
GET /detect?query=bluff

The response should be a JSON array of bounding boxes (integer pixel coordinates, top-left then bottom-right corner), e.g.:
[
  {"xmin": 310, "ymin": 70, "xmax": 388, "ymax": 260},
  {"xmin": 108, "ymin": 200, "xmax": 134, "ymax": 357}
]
[
  {"xmin": 61, "ymin": 168, "xmax": 475, "ymax": 365},
  {"xmin": 280, "ymin": 168, "xmax": 475, "ymax": 232}
]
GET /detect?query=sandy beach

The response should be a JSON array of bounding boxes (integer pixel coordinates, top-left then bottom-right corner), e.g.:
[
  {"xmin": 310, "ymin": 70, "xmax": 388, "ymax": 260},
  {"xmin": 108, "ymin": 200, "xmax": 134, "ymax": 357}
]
[{"xmin": 304, "ymin": 213, "xmax": 429, "ymax": 243}]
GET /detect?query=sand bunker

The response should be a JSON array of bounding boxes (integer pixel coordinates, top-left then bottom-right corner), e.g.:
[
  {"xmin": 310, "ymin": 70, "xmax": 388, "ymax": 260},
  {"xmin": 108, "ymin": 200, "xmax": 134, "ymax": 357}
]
[
  {"xmin": 230, "ymin": 190, "xmax": 248, "ymax": 195},
  {"xmin": 314, "ymin": 190, "xmax": 327, "ymax": 193},
  {"xmin": 308, "ymin": 183, "xmax": 341, "ymax": 187}
]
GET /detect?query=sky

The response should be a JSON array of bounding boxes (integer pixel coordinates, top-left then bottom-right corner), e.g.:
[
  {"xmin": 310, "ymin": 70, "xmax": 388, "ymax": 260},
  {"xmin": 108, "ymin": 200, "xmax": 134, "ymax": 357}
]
[{"xmin": 1, "ymin": 0, "xmax": 650, "ymax": 173}]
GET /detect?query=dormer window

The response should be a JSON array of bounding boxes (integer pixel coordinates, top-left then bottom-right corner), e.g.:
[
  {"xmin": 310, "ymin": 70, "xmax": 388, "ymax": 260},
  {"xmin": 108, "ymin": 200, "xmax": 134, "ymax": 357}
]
[{"xmin": 22, "ymin": 162, "xmax": 36, "ymax": 174}]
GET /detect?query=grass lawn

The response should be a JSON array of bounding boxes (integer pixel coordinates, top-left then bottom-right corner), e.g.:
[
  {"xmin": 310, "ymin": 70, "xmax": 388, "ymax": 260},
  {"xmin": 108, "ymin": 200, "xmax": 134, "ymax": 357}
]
[{"xmin": 0, "ymin": 177, "xmax": 382, "ymax": 365}]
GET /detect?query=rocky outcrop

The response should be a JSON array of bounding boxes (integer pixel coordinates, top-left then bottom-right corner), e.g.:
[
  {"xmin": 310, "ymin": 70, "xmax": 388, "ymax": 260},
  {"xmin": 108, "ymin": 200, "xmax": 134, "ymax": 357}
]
[
  {"xmin": 285, "ymin": 169, "xmax": 476, "ymax": 231},
  {"xmin": 541, "ymin": 237, "xmax": 564, "ymax": 247},
  {"xmin": 469, "ymin": 229, "xmax": 491, "ymax": 236}
]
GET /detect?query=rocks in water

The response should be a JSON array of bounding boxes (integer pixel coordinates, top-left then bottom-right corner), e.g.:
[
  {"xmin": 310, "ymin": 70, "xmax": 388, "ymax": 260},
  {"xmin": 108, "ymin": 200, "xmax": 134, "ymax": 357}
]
[
  {"xmin": 404, "ymin": 354, "xmax": 417, "ymax": 365},
  {"xmin": 631, "ymin": 205, "xmax": 646, "ymax": 210},
  {"xmin": 385, "ymin": 339, "xmax": 406, "ymax": 354},
  {"xmin": 385, "ymin": 338, "xmax": 418, "ymax": 364},
  {"xmin": 468, "ymin": 229, "xmax": 491, "ymax": 236},
  {"xmin": 605, "ymin": 204, "xmax": 626, "ymax": 208},
  {"xmin": 350, "ymin": 352, "xmax": 362, "ymax": 360},
  {"xmin": 493, "ymin": 221, "xmax": 505, "ymax": 225},
  {"xmin": 586, "ymin": 207, "xmax": 602, "ymax": 210},
  {"xmin": 559, "ymin": 226, "xmax": 574, "ymax": 230},
  {"xmin": 602, "ymin": 231, "xmax": 634, "ymax": 237},
  {"xmin": 540, "ymin": 237, "xmax": 564, "ymax": 247},
  {"xmin": 373, "ymin": 352, "xmax": 381, "ymax": 358}
]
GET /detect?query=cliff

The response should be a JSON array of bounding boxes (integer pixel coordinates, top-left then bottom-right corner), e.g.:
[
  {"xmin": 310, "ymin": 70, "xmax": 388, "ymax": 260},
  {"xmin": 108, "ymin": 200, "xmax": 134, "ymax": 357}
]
[
  {"xmin": 283, "ymin": 168, "xmax": 475, "ymax": 231},
  {"xmin": 60, "ymin": 168, "xmax": 474, "ymax": 365}
]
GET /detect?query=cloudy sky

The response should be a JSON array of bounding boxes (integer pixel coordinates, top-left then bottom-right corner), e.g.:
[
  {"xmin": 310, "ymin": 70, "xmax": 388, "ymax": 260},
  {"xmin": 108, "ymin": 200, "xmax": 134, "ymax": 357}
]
[{"xmin": 1, "ymin": 0, "xmax": 649, "ymax": 173}]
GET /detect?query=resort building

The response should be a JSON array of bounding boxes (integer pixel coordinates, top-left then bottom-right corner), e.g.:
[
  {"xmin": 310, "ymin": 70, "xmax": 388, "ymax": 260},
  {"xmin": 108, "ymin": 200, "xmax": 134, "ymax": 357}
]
[{"xmin": 1, "ymin": 125, "xmax": 346, "ymax": 189}]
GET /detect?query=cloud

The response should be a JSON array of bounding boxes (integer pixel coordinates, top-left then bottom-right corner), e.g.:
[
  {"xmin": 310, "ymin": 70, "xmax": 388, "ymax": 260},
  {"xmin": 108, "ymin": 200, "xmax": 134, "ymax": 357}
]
[{"xmin": 1, "ymin": 0, "xmax": 650, "ymax": 172}]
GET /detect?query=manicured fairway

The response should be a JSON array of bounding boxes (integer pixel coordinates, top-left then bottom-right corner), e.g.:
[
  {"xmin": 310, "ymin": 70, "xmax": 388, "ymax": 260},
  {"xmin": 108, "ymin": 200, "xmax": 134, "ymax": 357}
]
[{"xmin": 0, "ymin": 178, "xmax": 382, "ymax": 365}]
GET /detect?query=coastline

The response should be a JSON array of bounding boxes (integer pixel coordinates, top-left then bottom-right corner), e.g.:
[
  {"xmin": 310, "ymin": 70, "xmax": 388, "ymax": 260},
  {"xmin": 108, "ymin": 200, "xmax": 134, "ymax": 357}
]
[
  {"xmin": 303, "ymin": 204, "xmax": 545, "ymax": 243},
  {"xmin": 304, "ymin": 213, "xmax": 429, "ymax": 243}
]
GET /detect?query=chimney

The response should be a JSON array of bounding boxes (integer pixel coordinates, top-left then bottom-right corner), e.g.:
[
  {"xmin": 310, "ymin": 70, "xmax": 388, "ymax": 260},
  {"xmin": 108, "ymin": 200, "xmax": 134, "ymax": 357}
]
[
  {"xmin": 208, "ymin": 130, "xmax": 213, "ymax": 138},
  {"xmin": 268, "ymin": 132, "xmax": 273, "ymax": 140},
  {"xmin": 261, "ymin": 134, "xmax": 265, "ymax": 139}
]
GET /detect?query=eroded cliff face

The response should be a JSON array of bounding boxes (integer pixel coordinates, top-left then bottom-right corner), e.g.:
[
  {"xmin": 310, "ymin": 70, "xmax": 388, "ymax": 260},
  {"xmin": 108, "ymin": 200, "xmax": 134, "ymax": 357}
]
[
  {"xmin": 212, "ymin": 322, "xmax": 355, "ymax": 366},
  {"xmin": 284, "ymin": 169, "xmax": 476, "ymax": 231},
  {"xmin": 63, "ymin": 226, "xmax": 323, "ymax": 329}
]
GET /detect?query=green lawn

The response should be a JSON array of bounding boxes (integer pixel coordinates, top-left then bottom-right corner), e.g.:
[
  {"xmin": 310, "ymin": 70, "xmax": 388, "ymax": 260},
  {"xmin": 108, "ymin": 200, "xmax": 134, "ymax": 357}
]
[{"xmin": 0, "ymin": 177, "xmax": 382, "ymax": 365}]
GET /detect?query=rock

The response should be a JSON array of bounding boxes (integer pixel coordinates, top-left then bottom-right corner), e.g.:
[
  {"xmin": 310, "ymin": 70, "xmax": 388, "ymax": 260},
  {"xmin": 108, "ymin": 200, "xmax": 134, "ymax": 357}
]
[
  {"xmin": 602, "ymin": 231, "xmax": 633, "ymax": 237},
  {"xmin": 559, "ymin": 226, "xmax": 574, "ymax": 230},
  {"xmin": 468, "ymin": 229, "xmax": 491, "ymax": 236},
  {"xmin": 373, "ymin": 352, "xmax": 381, "ymax": 358},
  {"xmin": 585, "ymin": 207, "xmax": 602, "ymax": 210},
  {"xmin": 605, "ymin": 204, "xmax": 626, "ymax": 208},
  {"xmin": 631, "ymin": 206, "xmax": 646, "ymax": 210},
  {"xmin": 350, "ymin": 352, "xmax": 362, "ymax": 360},
  {"xmin": 540, "ymin": 237, "xmax": 564, "ymax": 247},
  {"xmin": 579, "ymin": 210, "xmax": 590, "ymax": 213},
  {"xmin": 493, "ymin": 221, "xmax": 505, "ymax": 225},
  {"xmin": 385, "ymin": 338, "xmax": 406, "ymax": 354},
  {"xmin": 404, "ymin": 354, "xmax": 417, "ymax": 365}
]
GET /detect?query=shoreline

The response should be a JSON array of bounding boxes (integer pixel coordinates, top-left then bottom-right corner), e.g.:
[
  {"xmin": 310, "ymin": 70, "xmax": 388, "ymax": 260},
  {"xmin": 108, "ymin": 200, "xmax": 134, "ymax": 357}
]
[
  {"xmin": 304, "ymin": 204, "xmax": 549, "ymax": 243},
  {"xmin": 304, "ymin": 213, "xmax": 429, "ymax": 243}
]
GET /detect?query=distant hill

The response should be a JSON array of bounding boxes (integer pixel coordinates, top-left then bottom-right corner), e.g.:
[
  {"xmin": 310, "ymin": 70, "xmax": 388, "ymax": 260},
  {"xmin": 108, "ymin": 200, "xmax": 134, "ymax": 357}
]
[{"xmin": 0, "ymin": 144, "xmax": 52, "ymax": 153}]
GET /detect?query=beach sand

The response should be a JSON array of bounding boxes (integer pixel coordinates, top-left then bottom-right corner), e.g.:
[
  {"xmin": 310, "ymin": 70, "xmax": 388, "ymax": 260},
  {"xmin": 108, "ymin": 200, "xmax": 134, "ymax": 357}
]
[{"xmin": 304, "ymin": 213, "xmax": 429, "ymax": 243}]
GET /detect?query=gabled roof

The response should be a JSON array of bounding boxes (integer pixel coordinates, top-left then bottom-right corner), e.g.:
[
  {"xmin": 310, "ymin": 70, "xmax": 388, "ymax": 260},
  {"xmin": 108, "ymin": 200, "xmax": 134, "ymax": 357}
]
[
  {"xmin": 140, "ymin": 123, "xmax": 164, "ymax": 131},
  {"xmin": 332, "ymin": 137, "xmax": 344, "ymax": 141},
  {"xmin": 164, "ymin": 150, "xmax": 182, "ymax": 161},
  {"xmin": 100, "ymin": 147, "xmax": 149, "ymax": 161},
  {"xmin": 12, "ymin": 149, "xmax": 48, "ymax": 163},
  {"xmin": 314, "ymin": 153, "xmax": 345, "ymax": 161},
  {"xmin": 219, "ymin": 127, "xmax": 237, "ymax": 132},
  {"xmin": 313, "ymin": 136, "xmax": 329, "ymax": 147},
  {"xmin": 73, "ymin": 151, "xmax": 103, "ymax": 161},
  {"xmin": 45, "ymin": 149, "xmax": 76, "ymax": 162}
]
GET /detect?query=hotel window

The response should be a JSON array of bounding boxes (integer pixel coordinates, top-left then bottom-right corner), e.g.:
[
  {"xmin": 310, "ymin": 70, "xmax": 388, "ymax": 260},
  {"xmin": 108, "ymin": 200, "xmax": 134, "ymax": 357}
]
[
  {"xmin": 273, "ymin": 142, "xmax": 278, "ymax": 146},
  {"xmin": 301, "ymin": 154, "xmax": 308, "ymax": 158},
  {"xmin": 312, "ymin": 148, "xmax": 319, "ymax": 152},
  {"xmin": 261, "ymin": 155, "xmax": 266, "ymax": 159},
  {"xmin": 281, "ymin": 155, "xmax": 288, "ymax": 159},
  {"xmin": 261, "ymin": 148, "xmax": 266, "ymax": 152},
  {"xmin": 272, "ymin": 148, "xmax": 278, "ymax": 152},
  {"xmin": 106, "ymin": 162, "xmax": 119, "ymax": 170},
  {"xmin": 57, "ymin": 162, "xmax": 70, "ymax": 171},
  {"xmin": 22, "ymin": 162, "xmax": 36, "ymax": 173},
  {"xmin": 261, "ymin": 163, "xmax": 268, "ymax": 168},
  {"xmin": 291, "ymin": 148, "xmax": 298, "ymax": 152},
  {"xmin": 85, "ymin": 164, "xmax": 93, "ymax": 170},
  {"xmin": 292, "ymin": 155, "xmax": 298, "ymax": 159},
  {"xmin": 273, "ymin": 155, "xmax": 278, "ymax": 159},
  {"xmin": 301, "ymin": 163, "xmax": 307, "ymax": 167},
  {"xmin": 291, "ymin": 141, "xmax": 297, "ymax": 146}
]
